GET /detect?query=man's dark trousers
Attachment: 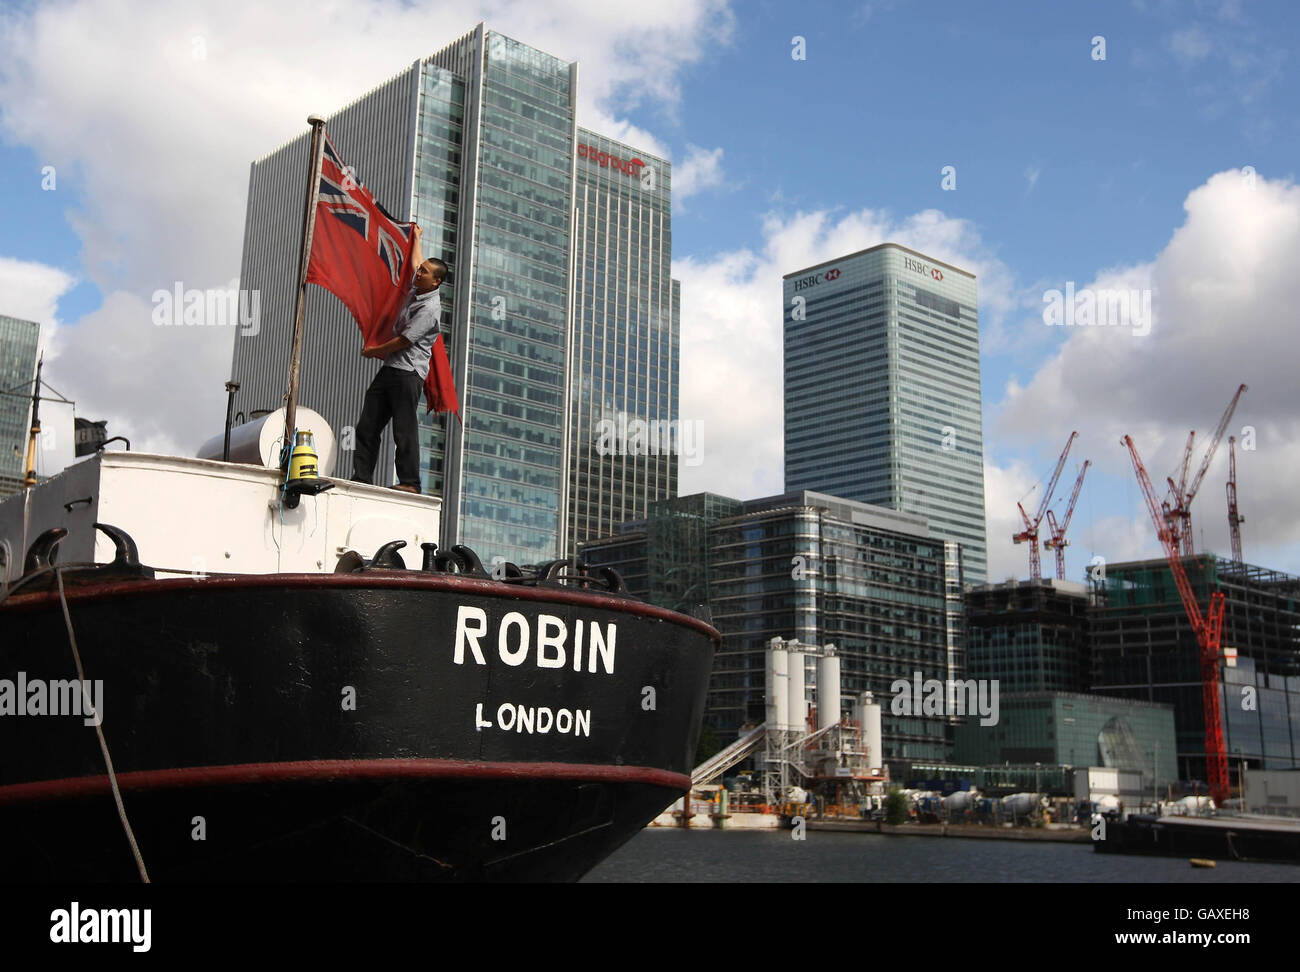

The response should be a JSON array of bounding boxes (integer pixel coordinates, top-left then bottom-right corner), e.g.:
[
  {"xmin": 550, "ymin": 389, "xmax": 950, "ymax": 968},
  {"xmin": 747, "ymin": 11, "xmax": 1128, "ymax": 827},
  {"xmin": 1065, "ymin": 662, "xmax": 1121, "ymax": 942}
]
[{"xmin": 352, "ymin": 365, "xmax": 423, "ymax": 488}]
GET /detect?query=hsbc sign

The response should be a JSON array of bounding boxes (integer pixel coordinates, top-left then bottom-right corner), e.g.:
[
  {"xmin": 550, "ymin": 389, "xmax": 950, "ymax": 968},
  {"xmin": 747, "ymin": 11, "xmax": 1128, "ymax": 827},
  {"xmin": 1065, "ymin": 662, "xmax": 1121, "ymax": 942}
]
[
  {"xmin": 792, "ymin": 267, "xmax": 842, "ymax": 291},
  {"xmin": 903, "ymin": 256, "xmax": 944, "ymax": 281}
]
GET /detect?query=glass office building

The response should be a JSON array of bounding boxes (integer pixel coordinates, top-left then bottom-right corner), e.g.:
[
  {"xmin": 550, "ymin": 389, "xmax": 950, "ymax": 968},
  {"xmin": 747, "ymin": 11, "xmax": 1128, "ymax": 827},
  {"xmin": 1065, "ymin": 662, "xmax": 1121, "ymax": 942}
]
[
  {"xmin": 567, "ymin": 130, "xmax": 678, "ymax": 555},
  {"xmin": 966, "ymin": 578, "xmax": 1091, "ymax": 694},
  {"xmin": 783, "ymin": 243, "xmax": 988, "ymax": 583},
  {"xmin": 952, "ymin": 691, "xmax": 1178, "ymax": 794},
  {"xmin": 0, "ymin": 315, "xmax": 40, "ymax": 497},
  {"xmin": 584, "ymin": 490, "xmax": 955, "ymax": 761},
  {"xmin": 232, "ymin": 24, "xmax": 677, "ymax": 567}
]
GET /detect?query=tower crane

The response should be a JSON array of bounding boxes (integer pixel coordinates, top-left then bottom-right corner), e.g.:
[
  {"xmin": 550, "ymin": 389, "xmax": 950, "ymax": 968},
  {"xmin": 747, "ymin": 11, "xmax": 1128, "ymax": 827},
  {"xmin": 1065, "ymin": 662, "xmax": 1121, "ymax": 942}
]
[
  {"xmin": 1227, "ymin": 435, "xmax": 1243, "ymax": 564},
  {"xmin": 1012, "ymin": 431, "xmax": 1077, "ymax": 580},
  {"xmin": 1043, "ymin": 460, "xmax": 1090, "ymax": 581},
  {"xmin": 1122, "ymin": 434, "xmax": 1228, "ymax": 805},
  {"xmin": 1164, "ymin": 384, "xmax": 1247, "ymax": 556}
]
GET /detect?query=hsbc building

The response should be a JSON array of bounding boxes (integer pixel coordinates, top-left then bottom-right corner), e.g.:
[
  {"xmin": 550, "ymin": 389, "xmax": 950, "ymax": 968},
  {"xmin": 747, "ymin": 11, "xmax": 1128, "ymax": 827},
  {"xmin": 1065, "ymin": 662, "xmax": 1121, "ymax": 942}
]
[{"xmin": 781, "ymin": 242, "xmax": 988, "ymax": 586}]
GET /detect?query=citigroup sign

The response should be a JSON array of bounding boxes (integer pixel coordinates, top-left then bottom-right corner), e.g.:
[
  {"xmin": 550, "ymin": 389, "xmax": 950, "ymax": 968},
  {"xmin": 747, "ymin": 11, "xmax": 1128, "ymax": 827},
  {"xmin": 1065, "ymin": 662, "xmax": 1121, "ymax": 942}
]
[
  {"xmin": 903, "ymin": 256, "xmax": 944, "ymax": 281},
  {"xmin": 578, "ymin": 143, "xmax": 645, "ymax": 179}
]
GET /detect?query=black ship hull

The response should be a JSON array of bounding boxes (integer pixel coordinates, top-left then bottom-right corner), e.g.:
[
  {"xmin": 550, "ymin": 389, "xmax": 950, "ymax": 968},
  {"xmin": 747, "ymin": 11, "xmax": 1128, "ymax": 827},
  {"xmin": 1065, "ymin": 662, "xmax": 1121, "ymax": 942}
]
[
  {"xmin": 1093, "ymin": 813, "xmax": 1300, "ymax": 865},
  {"xmin": 0, "ymin": 572, "xmax": 717, "ymax": 881}
]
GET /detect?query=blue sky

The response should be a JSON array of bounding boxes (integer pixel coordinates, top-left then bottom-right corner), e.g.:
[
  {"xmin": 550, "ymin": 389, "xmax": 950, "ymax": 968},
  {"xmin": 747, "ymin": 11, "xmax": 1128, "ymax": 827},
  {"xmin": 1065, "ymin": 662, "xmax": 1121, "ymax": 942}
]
[{"xmin": 1, "ymin": 0, "xmax": 1297, "ymax": 582}]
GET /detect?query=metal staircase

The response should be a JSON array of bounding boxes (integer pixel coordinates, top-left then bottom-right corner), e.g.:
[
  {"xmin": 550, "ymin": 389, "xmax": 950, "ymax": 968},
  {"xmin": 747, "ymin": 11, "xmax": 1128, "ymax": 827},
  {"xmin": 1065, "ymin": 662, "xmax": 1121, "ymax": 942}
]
[{"xmin": 692, "ymin": 723, "xmax": 768, "ymax": 786}]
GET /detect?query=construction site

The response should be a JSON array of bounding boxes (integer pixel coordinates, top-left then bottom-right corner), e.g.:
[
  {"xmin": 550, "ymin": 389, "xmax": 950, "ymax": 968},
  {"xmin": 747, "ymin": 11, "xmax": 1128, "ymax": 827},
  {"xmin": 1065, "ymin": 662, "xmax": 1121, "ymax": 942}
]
[
  {"xmin": 997, "ymin": 384, "xmax": 1299, "ymax": 806},
  {"xmin": 684, "ymin": 638, "xmax": 889, "ymax": 819},
  {"xmin": 658, "ymin": 382, "xmax": 1300, "ymax": 835}
]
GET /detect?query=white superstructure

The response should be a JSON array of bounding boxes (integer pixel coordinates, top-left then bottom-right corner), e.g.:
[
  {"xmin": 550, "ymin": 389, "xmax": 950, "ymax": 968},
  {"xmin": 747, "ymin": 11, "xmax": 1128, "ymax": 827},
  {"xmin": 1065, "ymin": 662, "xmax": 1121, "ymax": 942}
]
[{"xmin": 0, "ymin": 451, "xmax": 441, "ymax": 583}]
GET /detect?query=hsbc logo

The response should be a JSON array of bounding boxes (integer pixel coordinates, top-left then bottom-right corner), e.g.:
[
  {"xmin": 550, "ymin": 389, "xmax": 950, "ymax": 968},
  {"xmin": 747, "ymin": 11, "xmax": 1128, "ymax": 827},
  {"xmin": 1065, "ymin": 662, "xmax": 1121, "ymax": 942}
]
[
  {"xmin": 904, "ymin": 256, "xmax": 944, "ymax": 282},
  {"xmin": 792, "ymin": 267, "xmax": 842, "ymax": 291}
]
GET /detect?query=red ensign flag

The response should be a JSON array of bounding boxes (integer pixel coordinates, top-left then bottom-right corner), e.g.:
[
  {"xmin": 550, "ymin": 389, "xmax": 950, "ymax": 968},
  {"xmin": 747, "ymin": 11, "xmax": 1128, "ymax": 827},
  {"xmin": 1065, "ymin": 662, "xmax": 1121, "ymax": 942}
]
[{"xmin": 305, "ymin": 132, "xmax": 415, "ymax": 348}]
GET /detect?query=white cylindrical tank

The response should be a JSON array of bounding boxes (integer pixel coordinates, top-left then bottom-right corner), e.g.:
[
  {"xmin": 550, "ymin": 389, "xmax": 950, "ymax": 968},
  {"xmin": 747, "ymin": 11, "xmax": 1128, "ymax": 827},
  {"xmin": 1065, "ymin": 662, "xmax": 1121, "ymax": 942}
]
[
  {"xmin": 860, "ymin": 691, "xmax": 882, "ymax": 772},
  {"xmin": 816, "ymin": 645, "xmax": 840, "ymax": 732},
  {"xmin": 1001, "ymin": 793, "xmax": 1043, "ymax": 816},
  {"xmin": 787, "ymin": 641, "xmax": 807, "ymax": 734},
  {"xmin": 766, "ymin": 639, "xmax": 790, "ymax": 731},
  {"xmin": 196, "ymin": 406, "xmax": 337, "ymax": 478},
  {"xmin": 944, "ymin": 790, "xmax": 977, "ymax": 812}
]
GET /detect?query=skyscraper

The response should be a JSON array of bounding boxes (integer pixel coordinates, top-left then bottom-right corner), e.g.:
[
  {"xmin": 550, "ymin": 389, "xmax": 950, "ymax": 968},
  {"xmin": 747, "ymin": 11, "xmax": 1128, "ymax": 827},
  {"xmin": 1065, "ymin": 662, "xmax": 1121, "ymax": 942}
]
[
  {"xmin": 231, "ymin": 24, "xmax": 677, "ymax": 568},
  {"xmin": 0, "ymin": 315, "xmax": 40, "ymax": 497},
  {"xmin": 783, "ymin": 243, "xmax": 988, "ymax": 584},
  {"xmin": 567, "ymin": 130, "xmax": 678, "ymax": 553}
]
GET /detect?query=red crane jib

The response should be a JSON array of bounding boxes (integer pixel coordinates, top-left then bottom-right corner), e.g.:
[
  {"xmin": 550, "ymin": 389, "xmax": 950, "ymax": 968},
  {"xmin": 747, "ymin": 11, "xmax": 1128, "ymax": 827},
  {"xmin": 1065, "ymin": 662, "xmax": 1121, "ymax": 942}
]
[{"xmin": 1122, "ymin": 434, "xmax": 1230, "ymax": 806}]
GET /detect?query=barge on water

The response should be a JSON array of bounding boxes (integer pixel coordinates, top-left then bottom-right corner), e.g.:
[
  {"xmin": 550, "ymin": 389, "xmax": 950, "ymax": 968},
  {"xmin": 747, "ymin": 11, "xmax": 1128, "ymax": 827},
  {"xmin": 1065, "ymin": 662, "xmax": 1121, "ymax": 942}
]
[
  {"xmin": 0, "ymin": 449, "xmax": 717, "ymax": 882},
  {"xmin": 1094, "ymin": 813, "xmax": 1300, "ymax": 865}
]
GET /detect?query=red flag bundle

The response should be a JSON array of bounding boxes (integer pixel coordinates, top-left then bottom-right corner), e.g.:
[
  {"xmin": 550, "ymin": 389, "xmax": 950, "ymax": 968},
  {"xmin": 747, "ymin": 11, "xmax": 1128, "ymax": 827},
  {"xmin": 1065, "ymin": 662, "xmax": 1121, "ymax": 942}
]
[{"xmin": 424, "ymin": 334, "xmax": 460, "ymax": 419}]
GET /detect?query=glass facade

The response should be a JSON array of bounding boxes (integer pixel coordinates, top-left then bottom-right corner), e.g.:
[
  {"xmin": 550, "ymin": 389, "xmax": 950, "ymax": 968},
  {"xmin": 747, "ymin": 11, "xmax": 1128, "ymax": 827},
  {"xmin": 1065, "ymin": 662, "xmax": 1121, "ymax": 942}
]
[
  {"xmin": 450, "ymin": 32, "xmax": 575, "ymax": 565},
  {"xmin": 952, "ymin": 692, "xmax": 1178, "ymax": 793},
  {"xmin": 1091, "ymin": 557, "xmax": 1300, "ymax": 779},
  {"xmin": 783, "ymin": 243, "xmax": 987, "ymax": 583},
  {"xmin": 411, "ymin": 65, "xmax": 465, "ymax": 498},
  {"xmin": 567, "ymin": 130, "xmax": 678, "ymax": 553},
  {"xmin": 966, "ymin": 579, "xmax": 1091, "ymax": 693},
  {"xmin": 0, "ymin": 315, "xmax": 40, "ymax": 497},
  {"xmin": 584, "ymin": 490, "xmax": 953, "ymax": 760}
]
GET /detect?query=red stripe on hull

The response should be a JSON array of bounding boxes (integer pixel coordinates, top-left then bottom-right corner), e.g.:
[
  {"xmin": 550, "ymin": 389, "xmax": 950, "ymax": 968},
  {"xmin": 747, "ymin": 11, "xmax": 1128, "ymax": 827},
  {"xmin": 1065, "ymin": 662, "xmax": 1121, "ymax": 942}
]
[
  {"xmin": 0, "ymin": 759, "xmax": 691, "ymax": 805},
  {"xmin": 1, "ymin": 572, "xmax": 721, "ymax": 643}
]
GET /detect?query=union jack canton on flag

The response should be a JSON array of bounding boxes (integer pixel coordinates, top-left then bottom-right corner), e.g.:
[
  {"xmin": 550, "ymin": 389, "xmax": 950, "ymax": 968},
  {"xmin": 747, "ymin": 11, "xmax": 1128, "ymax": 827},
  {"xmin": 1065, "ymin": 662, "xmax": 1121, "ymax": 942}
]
[{"xmin": 305, "ymin": 132, "xmax": 415, "ymax": 349}]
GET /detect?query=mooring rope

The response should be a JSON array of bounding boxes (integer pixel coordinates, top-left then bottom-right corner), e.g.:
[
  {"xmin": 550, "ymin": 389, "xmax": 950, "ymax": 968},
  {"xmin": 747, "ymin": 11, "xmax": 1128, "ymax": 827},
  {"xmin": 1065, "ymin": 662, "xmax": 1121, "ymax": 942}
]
[{"xmin": 56, "ymin": 568, "xmax": 151, "ymax": 882}]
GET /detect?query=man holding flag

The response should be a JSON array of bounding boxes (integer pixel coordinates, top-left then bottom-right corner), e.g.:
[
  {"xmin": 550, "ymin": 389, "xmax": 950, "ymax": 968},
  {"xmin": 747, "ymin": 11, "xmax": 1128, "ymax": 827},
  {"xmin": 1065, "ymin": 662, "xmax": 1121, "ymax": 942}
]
[
  {"xmin": 298, "ymin": 126, "xmax": 459, "ymax": 495},
  {"xmin": 351, "ymin": 225, "xmax": 448, "ymax": 493}
]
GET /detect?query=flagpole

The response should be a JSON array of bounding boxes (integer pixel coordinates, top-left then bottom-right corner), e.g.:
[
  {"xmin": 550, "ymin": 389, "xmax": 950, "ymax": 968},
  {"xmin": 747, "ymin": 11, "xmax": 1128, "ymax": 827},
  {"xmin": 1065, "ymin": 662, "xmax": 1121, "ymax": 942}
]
[{"xmin": 283, "ymin": 114, "xmax": 327, "ymax": 470}]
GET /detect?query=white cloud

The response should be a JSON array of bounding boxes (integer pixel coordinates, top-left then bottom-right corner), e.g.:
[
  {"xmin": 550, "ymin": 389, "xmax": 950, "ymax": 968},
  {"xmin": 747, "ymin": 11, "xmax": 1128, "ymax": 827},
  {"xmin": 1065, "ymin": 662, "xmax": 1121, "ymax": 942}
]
[
  {"xmin": 0, "ymin": 0, "xmax": 733, "ymax": 455},
  {"xmin": 852, "ymin": 1, "xmax": 897, "ymax": 27},
  {"xmin": 675, "ymin": 206, "xmax": 1017, "ymax": 500},
  {"xmin": 45, "ymin": 290, "xmax": 230, "ymax": 456},
  {"xmin": 1024, "ymin": 164, "xmax": 1041, "ymax": 194},
  {"xmin": 0, "ymin": 257, "xmax": 75, "ymax": 355},
  {"xmin": 674, "ymin": 144, "xmax": 726, "ymax": 200},
  {"xmin": 982, "ymin": 457, "xmax": 1041, "ymax": 583},
  {"xmin": 1169, "ymin": 26, "xmax": 1212, "ymax": 64},
  {"xmin": 997, "ymin": 170, "xmax": 1300, "ymax": 573}
]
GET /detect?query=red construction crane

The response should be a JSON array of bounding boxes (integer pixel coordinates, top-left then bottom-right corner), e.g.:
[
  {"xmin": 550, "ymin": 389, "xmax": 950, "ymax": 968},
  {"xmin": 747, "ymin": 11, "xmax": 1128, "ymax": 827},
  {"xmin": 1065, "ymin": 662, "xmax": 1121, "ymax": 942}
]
[
  {"xmin": 1044, "ymin": 460, "xmax": 1089, "ymax": 581},
  {"xmin": 1164, "ymin": 384, "xmax": 1247, "ymax": 556},
  {"xmin": 1013, "ymin": 431, "xmax": 1077, "ymax": 580},
  {"xmin": 1122, "ymin": 434, "xmax": 1228, "ymax": 805},
  {"xmin": 1227, "ymin": 435, "xmax": 1243, "ymax": 564}
]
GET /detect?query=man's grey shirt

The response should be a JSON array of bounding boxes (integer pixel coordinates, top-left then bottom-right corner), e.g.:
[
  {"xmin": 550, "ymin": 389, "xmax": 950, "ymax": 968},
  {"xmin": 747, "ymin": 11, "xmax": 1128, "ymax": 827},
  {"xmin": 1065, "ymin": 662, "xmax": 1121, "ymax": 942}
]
[{"xmin": 384, "ymin": 286, "xmax": 441, "ymax": 380}]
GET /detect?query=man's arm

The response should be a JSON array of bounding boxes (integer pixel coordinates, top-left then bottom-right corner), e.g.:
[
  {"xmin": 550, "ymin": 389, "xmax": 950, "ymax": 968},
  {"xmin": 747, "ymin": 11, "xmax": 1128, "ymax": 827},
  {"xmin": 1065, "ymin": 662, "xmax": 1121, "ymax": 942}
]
[
  {"xmin": 361, "ymin": 335, "xmax": 411, "ymax": 358},
  {"xmin": 361, "ymin": 224, "xmax": 422, "ymax": 358},
  {"xmin": 410, "ymin": 223, "xmax": 424, "ymax": 269}
]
